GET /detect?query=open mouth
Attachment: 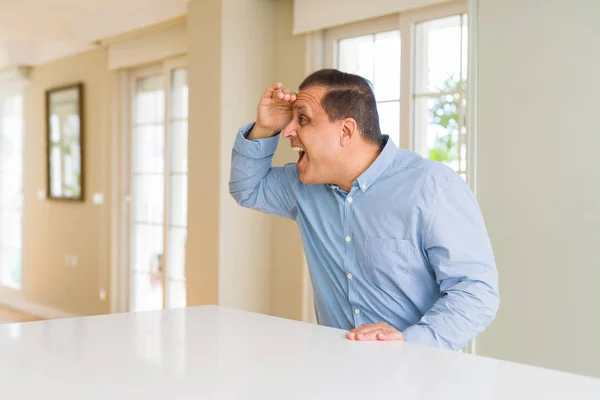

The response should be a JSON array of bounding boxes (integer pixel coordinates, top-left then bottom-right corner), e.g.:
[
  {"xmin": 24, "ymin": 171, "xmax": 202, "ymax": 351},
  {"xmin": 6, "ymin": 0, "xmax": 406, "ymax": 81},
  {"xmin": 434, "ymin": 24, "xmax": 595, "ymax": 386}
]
[{"xmin": 292, "ymin": 146, "xmax": 306, "ymax": 165}]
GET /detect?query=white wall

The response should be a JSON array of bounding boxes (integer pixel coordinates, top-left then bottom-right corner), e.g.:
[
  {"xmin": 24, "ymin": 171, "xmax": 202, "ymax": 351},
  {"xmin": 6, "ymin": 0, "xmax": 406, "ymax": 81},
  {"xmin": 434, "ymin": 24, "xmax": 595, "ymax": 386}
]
[{"xmin": 476, "ymin": 0, "xmax": 600, "ymax": 378}]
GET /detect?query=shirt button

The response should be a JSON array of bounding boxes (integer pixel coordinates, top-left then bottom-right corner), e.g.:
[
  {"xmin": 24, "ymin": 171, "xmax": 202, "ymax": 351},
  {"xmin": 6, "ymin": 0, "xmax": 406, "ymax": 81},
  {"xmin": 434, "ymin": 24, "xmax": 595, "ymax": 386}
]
[
  {"xmin": 345, "ymin": 236, "xmax": 351, "ymax": 243},
  {"xmin": 347, "ymin": 273, "xmax": 353, "ymax": 280},
  {"xmin": 361, "ymin": 183, "xmax": 367, "ymax": 190},
  {"xmin": 354, "ymin": 308, "xmax": 361, "ymax": 315},
  {"xmin": 347, "ymin": 196, "xmax": 353, "ymax": 203}
]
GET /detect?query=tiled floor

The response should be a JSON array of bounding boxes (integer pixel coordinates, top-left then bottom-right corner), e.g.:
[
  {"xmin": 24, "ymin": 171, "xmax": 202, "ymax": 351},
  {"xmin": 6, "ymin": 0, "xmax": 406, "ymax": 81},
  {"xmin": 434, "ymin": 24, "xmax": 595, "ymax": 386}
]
[{"xmin": 0, "ymin": 306, "xmax": 41, "ymax": 324}]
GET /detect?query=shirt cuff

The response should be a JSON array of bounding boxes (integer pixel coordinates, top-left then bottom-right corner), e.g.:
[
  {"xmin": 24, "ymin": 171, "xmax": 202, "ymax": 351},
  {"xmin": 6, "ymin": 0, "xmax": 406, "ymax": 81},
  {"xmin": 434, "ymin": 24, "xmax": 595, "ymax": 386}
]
[
  {"xmin": 402, "ymin": 324, "xmax": 439, "ymax": 348},
  {"xmin": 233, "ymin": 122, "xmax": 281, "ymax": 159}
]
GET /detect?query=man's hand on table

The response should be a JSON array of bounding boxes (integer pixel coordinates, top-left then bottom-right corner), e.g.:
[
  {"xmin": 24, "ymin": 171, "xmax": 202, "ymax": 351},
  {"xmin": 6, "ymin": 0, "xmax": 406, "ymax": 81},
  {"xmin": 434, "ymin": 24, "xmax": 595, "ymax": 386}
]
[{"xmin": 346, "ymin": 322, "xmax": 405, "ymax": 341}]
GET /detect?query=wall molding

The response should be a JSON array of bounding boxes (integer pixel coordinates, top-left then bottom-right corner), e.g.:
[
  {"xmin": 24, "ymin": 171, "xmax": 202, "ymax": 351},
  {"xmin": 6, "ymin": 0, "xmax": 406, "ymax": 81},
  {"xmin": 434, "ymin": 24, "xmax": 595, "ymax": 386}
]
[{"xmin": 0, "ymin": 290, "xmax": 79, "ymax": 320}]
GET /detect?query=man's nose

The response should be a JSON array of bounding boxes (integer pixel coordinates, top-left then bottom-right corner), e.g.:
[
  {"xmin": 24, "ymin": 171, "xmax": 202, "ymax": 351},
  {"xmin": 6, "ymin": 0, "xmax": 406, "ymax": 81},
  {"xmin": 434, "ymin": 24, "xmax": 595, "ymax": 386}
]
[{"xmin": 282, "ymin": 120, "xmax": 297, "ymax": 139}]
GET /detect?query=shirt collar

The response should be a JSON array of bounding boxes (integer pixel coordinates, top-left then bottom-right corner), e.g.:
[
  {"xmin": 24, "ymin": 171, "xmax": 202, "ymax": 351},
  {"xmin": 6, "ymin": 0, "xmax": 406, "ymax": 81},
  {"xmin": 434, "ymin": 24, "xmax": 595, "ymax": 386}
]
[
  {"xmin": 327, "ymin": 135, "xmax": 397, "ymax": 193},
  {"xmin": 356, "ymin": 135, "xmax": 397, "ymax": 193}
]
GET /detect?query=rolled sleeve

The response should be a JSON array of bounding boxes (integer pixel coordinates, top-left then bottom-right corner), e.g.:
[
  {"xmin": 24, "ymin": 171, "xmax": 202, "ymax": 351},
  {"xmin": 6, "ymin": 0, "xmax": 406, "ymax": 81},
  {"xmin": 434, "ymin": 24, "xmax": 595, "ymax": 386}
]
[{"xmin": 233, "ymin": 122, "xmax": 281, "ymax": 159}]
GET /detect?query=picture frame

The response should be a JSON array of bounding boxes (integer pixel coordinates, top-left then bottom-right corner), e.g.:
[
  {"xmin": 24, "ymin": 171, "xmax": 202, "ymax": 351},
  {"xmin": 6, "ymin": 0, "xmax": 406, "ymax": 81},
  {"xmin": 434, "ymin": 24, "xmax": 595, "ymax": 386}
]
[{"xmin": 46, "ymin": 83, "xmax": 84, "ymax": 201}]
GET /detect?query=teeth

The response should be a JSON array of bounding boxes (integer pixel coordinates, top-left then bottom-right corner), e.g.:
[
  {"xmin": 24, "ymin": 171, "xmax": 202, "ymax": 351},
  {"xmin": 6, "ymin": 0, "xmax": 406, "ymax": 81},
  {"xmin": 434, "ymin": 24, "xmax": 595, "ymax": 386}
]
[{"xmin": 292, "ymin": 146, "xmax": 305, "ymax": 153}]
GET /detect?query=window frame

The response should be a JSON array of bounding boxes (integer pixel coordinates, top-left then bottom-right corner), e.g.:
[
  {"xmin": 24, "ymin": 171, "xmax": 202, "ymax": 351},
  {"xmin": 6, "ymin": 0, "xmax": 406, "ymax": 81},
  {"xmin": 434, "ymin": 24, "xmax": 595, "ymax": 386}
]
[
  {"xmin": 323, "ymin": 0, "xmax": 469, "ymax": 180},
  {"xmin": 0, "ymin": 82, "xmax": 26, "ymax": 291},
  {"xmin": 319, "ymin": 0, "xmax": 477, "ymax": 354},
  {"xmin": 124, "ymin": 56, "xmax": 188, "ymax": 312}
]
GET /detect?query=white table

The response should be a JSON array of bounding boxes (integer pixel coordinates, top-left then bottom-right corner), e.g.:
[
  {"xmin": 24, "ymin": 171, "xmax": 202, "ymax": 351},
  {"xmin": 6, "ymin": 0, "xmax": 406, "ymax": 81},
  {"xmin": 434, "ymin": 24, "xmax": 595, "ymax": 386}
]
[{"xmin": 1, "ymin": 305, "xmax": 599, "ymax": 399}]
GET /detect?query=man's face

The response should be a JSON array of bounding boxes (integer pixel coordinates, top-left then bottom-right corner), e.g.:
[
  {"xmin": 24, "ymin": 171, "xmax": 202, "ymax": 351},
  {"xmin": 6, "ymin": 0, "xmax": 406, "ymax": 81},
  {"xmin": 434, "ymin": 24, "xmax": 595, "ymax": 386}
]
[{"xmin": 282, "ymin": 86, "xmax": 342, "ymax": 184}]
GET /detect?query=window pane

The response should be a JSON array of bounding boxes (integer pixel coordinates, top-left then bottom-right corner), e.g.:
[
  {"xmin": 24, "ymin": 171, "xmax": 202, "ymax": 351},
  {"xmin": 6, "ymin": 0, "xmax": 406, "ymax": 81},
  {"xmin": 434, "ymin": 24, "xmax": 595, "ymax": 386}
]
[
  {"xmin": 134, "ymin": 75, "xmax": 164, "ymax": 125},
  {"xmin": 132, "ymin": 125, "xmax": 164, "ymax": 174},
  {"xmin": 374, "ymin": 31, "xmax": 401, "ymax": 101},
  {"xmin": 0, "ymin": 93, "xmax": 23, "ymax": 290},
  {"xmin": 132, "ymin": 224, "xmax": 163, "ymax": 274},
  {"xmin": 167, "ymin": 68, "xmax": 188, "ymax": 310},
  {"xmin": 338, "ymin": 34, "xmax": 374, "ymax": 84},
  {"xmin": 170, "ymin": 121, "xmax": 188, "ymax": 173},
  {"xmin": 461, "ymin": 14, "xmax": 468, "ymax": 84},
  {"xmin": 131, "ymin": 272, "xmax": 163, "ymax": 312},
  {"xmin": 460, "ymin": 142, "xmax": 467, "ymax": 172},
  {"xmin": 167, "ymin": 227, "xmax": 186, "ymax": 282},
  {"xmin": 132, "ymin": 175, "xmax": 164, "ymax": 224},
  {"xmin": 377, "ymin": 101, "xmax": 400, "ymax": 146},
  {"xmin": 170, "ymin": 69, "xmax": 188, "ymax": 120},
  {"xmin": 0, "ymin": 172, "xmax": 22, "ymax": 210},
  {"xmin": 0, "ymin": 249, "xmax": 21, "ymax": 289},
  {"xmin": 169, "ymin": 175, "xmax": 187, "ymax": 228},
  {"xmin": 0, "ymin": 211, "xmax": 22, "ymax": 249},
  {"xmin": 166, "ymin": 279, "xmax": 186, "ymax": 309},
  {"xmin": 415, "ymin": 15, "xmax": 463, "ymax": 94},
  {"xmin": 130, "ymin": 67, "xmax": 188, "ymax": 312},
  {"xmin": 414, "ymin": 95, "xmax": 462, "ymax": 173}
]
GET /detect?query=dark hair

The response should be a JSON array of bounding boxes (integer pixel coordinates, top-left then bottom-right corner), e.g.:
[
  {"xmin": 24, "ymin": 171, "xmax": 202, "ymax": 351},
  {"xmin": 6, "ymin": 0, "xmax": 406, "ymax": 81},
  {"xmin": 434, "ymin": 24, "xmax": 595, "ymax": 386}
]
[{"xmin": 299, "ymin": 68, "xmax": 383, "ymax": 145}]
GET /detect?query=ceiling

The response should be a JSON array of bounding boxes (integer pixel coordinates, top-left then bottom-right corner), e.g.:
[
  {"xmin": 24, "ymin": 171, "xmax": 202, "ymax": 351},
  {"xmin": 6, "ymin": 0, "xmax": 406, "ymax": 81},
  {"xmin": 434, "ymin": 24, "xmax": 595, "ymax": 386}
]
[{"xmin": 0, "ymin": 0, "xmax": 187, "ymax": 69}]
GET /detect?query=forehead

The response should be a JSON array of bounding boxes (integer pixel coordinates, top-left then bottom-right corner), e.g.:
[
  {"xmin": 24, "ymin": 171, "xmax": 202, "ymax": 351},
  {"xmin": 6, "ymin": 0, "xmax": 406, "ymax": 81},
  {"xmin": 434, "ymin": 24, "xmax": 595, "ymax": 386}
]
[{"xmin": 294, "ymin": 86, "xmax": 327, "ymax": 114}]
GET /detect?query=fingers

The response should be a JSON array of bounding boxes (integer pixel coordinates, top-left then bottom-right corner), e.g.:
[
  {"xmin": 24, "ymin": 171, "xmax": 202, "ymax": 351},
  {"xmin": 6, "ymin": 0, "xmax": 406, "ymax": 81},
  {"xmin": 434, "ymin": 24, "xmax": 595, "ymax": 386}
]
[
  {"xmin": 347, "ymin": 323, "xmax": 385, "ymax": 341},
  {"xmin": 346, "ymin": 322, "xmax": 405, "ymax": 341},
  {"xmin": 273, "ymin": 87, "xmax": 297, "ymax": 103},
  {"xmin": 376, "ymin": 331, "xmax": 405, "ymax": 341},
  {"xmin": 262, "ymin": 83, "xmax": 297, "ymax": 102},
  {"xmin": 262, "ymin": 82, "xmax": 282, "ymax": 100},
  {"xmin": 356, "ymin": 328, "xmax": 384, "ymax": 341}
]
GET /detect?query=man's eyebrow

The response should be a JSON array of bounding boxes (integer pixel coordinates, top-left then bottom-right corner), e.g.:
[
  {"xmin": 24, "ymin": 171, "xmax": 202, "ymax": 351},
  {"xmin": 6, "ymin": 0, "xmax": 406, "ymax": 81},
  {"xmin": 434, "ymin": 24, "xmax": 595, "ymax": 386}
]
[{"xmin": 294, "ymin": 104, "xmax": 309, "ymax": 112}]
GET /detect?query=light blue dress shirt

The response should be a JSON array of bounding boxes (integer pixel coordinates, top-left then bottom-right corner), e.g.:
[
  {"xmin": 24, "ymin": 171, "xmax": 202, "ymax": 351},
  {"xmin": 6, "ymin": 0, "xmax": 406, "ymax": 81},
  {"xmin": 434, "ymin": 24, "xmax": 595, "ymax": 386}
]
[{"xmin": 229, "ymin": 122, "xmax": 499, "ymax": 351}]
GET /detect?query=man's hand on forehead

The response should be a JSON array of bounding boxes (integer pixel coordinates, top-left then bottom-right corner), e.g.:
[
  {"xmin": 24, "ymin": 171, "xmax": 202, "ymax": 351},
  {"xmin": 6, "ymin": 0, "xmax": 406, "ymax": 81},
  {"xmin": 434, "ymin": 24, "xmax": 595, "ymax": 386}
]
[
  {"xmin": 251, "ymin": 82, "xmax": 299, "ymax": 139},
  {"xmin": 294, "ymin": 88, "xmax": 326, "ymax": 114},
  {"xmin": 272, "ymin": 84, "xmax": 297, "ymax": 103}
]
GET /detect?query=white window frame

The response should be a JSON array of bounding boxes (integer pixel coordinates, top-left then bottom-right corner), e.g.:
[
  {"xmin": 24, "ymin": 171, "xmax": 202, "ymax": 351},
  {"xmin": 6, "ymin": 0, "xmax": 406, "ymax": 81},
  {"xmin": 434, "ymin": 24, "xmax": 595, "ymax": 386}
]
[
  {"xmin": 323, "ymin": 0, "xmax": 471, "ymax": 185},
  {"xmin": 121, "ymin": 56, "xmax": 188, "ymax": 312},
  {"xmin": 306, "ymin": 1, "xmax": 478, "ymax": 354},
  {"xmin": 0, "ymin": 70, "xmax": 27, "ymax": 292}
]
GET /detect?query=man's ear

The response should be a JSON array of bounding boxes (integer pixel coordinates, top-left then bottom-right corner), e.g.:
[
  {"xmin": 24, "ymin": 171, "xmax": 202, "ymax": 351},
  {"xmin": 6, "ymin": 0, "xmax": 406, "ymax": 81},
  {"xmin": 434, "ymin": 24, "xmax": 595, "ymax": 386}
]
[{"xmin": 340, "ymin": 118, "xmax": 358, "ymax": 146}]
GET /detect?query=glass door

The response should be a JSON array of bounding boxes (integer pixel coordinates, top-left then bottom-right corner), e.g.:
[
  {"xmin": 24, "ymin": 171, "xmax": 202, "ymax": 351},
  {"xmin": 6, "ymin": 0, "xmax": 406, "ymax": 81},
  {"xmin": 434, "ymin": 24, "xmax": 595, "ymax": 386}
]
[{"xmin": 128, "ymin": 59, "xmax": 188, "ymax": 312}]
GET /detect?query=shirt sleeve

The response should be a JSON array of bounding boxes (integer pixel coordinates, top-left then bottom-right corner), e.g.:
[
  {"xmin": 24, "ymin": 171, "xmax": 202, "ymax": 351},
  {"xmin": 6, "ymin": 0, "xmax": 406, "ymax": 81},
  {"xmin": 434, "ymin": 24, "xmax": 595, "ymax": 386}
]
[
  {"xmin": 402, "ymin": 178, "xmax": 500, "ymax": 350},
  {"xmin": 229, "ymin": 122, "xmax": 299, "ymax": 220}
]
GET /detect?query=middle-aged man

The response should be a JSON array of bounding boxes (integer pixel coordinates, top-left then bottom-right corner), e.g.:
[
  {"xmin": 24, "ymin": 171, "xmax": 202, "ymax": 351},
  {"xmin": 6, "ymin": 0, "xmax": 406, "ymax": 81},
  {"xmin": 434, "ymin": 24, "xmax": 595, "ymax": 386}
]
[{"xmin": 229, "ymin": 68, "xmax": 499, "ymax": 350}]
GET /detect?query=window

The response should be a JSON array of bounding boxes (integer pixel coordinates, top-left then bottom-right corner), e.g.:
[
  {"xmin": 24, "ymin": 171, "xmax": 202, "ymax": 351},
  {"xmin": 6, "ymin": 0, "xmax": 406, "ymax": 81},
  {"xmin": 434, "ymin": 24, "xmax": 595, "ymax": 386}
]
[
  {"xmin": 414, "ymin": 14, "xmax": 468, "ymax": 179},
  {"xmin": 128, "ymin": 59, "xmax": 188, "ymax": 312},
  {"xmin": 337, "ymin": 30, "xmax": 401, "ymax": 145},
  {"xmin": 325, "ymin": 2, "xmax": 469, "ymax": 180},
  {"xmin": 0, "ymin": 91, "xmax": 24, "ymax": 289}
]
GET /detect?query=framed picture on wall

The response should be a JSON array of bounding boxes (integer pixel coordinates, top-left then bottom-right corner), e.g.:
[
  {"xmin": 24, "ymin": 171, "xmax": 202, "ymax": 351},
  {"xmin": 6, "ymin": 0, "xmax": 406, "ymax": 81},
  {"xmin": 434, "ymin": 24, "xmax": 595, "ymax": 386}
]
[{"xmin": 46, "ymin": 83, "xmax": 84, "ymax": 201}]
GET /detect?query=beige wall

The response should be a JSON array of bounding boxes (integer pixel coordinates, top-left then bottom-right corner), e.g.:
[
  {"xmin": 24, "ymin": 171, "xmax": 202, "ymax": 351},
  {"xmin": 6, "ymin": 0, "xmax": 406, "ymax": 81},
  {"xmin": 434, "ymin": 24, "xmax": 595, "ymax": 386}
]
[
  {"xmin": 4, "ymin": 0, "xmax": 303, "ymax": 320},
  {"xmin": 186, "ymin": 0, "xmax": 276, "ymax": 314},
  {"xmin": 219, "ymin": 0, "xmax": 274, "ymax": 313},
  {"xmin": 476, "ymin": 0, "xmax": 600, "ymax": 378},
  {"xmin": 269, "ymin": 0, "xmax": 308, "ymax": 321},
  {"xmin": 186, "ymin": 0, "xmax": 222, "ymax": 307},
  {"xmin": 187, "ymin": 0, "xmax": 310, "ymax": 319},
  {"xmin": 21, "ymin": 48, "xmax": 111, "ymax": 316}
]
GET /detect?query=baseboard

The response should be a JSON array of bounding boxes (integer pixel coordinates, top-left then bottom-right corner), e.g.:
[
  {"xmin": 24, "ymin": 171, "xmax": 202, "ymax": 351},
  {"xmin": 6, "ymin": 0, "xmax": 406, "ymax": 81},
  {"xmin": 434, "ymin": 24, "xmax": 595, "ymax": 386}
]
[{"xmin": 0, "ymin": 289, "xmax": 79, "ymax": 320}]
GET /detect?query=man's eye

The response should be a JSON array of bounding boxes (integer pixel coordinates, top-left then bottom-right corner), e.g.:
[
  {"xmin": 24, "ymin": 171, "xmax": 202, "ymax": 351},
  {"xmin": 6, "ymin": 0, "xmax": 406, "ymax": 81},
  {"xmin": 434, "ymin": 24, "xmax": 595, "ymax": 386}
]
[{"xmin": 298, "ymin": 116, "xmax": 307, "ymax": 125}]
